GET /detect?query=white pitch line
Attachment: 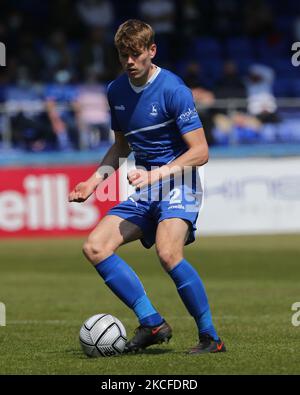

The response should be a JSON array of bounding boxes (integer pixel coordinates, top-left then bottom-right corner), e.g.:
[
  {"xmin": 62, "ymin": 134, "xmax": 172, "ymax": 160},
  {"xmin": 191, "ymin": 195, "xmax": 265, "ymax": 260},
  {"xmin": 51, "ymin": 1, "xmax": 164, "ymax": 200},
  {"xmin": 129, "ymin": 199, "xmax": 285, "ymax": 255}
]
[
  {"xmin": 9, "ymin": 320, "xmax": 72, "ymax": 325},
  {"xmin": 7, "ymin": 316, "xmax": 240, "ymax": 325}
]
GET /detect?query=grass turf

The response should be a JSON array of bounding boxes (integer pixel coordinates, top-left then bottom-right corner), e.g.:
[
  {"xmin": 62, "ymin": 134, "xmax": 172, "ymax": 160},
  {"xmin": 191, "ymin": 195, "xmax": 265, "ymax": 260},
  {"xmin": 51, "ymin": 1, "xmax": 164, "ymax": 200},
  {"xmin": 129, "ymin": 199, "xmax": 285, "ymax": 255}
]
[{"xmin": 0, "ymin": 234, "xmax": 299, "ymax": 375}]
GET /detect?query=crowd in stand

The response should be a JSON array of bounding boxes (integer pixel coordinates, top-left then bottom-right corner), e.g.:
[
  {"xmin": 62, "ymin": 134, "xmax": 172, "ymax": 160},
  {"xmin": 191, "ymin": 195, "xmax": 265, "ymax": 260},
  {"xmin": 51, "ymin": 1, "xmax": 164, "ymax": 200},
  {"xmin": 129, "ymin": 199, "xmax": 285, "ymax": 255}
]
[{"xmin": 0, "ymin": 0, "xmax": 300, "ymax": 152}]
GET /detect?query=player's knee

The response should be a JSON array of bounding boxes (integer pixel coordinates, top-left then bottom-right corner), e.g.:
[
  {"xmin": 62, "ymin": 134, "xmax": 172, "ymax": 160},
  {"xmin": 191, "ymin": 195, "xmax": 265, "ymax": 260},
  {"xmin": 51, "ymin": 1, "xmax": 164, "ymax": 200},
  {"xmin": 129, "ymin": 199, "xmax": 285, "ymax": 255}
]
[
  {"xmin": 157, "ymin": 248, "xmax": 182, "ymax": 271},
  {"xmin": 82, "ymin": 241, "xmax": 100, "ymax": 263},
  {"xmin": 82, "ymin": 240, "xmax": 114, "ymax": 265}
]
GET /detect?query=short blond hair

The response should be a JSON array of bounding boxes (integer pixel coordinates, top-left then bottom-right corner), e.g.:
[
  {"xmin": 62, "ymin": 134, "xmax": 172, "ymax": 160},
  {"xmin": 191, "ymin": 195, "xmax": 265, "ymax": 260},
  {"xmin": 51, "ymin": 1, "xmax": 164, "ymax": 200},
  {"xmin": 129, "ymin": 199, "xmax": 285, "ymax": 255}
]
[{"xmin": 114, "ymin": 19, "xmax": 155, "ymax": 53}]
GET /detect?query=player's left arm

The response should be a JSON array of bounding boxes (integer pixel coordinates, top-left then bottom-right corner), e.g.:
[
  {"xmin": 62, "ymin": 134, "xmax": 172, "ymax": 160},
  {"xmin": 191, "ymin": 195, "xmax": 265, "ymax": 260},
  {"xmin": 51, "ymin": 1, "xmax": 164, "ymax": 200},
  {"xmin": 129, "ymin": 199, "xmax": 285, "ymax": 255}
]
[
  {"xmin": 128, "ymin": 128, "xmax": 208, "ymax": 189},
  {"xmin": 128, "ymin": 77, "xmax": 210, "ymax": 189},
  {"xmin": 165, "ymin": 127, "xmax": 209, "ymax": 168}
]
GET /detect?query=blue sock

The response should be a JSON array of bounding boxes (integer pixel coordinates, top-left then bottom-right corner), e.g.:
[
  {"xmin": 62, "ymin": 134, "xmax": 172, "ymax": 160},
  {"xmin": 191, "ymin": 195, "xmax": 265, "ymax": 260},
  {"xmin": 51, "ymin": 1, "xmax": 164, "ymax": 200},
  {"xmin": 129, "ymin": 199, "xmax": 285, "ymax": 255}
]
[
  {"xmin": 168, "ymin": 259, "xmax": 219, "ymax": 341},
  {"xmin": 95, "ymin": 254, "xmax": 164, "ymax": 327}
]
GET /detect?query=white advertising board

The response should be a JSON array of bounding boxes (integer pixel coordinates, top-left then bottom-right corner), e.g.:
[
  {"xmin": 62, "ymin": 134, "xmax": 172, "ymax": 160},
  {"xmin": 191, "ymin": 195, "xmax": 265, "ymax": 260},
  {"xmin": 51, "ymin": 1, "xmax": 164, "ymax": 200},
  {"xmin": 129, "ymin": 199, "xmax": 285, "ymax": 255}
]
[{"xmin": 198, "ymin": 158, "xmax": 300, "ymax": 235}]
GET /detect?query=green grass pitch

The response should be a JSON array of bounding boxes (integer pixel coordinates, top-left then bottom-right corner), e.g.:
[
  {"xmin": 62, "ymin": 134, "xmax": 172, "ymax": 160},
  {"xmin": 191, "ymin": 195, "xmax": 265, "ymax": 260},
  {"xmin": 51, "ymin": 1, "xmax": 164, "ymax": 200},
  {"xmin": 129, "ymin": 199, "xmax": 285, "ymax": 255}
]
[{"xmin": 0, "ymin": 234, "xmax": 299, "ymax": 375}]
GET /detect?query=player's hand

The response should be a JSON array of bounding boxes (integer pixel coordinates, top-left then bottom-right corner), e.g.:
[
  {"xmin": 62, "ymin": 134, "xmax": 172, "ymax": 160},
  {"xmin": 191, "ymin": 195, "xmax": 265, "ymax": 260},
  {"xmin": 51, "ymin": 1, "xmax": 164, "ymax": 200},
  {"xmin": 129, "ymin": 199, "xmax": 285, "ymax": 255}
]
[
  {"xmin": 68, "ymin": 181, "xmax": 96, "ymax": 203},
  {"xmin": 127, "ymin": 169, "xmax": 160, "ymax": 190},
  {"xmin": 127, "ymin": 169, "xmax": 149, "ymax": 190}
]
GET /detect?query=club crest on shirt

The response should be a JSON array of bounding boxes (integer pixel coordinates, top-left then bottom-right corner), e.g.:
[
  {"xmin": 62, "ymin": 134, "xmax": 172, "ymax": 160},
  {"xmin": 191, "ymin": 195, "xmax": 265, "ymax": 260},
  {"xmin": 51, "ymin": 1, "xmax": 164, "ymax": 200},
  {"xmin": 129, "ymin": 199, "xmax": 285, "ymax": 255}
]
[{"xmin": 149, "ymin": 102, "xmax": 160, "ymax": 117}]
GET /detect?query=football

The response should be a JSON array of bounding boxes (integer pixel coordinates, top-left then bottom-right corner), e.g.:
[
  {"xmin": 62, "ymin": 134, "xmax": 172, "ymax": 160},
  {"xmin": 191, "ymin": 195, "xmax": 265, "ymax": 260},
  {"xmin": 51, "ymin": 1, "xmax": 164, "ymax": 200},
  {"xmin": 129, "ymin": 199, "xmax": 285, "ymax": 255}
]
[{"xmin": 79, "ymin": 314, "xmax": 127, "ymax": 357}]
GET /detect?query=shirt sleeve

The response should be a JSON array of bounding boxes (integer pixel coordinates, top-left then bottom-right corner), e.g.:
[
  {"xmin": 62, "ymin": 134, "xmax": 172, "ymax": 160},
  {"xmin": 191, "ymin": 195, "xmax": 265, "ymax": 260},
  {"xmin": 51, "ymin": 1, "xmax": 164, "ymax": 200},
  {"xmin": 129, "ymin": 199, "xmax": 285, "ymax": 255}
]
[{"xmin": 168, "ymin": 85, "xmax": 202, "ymax": 135}]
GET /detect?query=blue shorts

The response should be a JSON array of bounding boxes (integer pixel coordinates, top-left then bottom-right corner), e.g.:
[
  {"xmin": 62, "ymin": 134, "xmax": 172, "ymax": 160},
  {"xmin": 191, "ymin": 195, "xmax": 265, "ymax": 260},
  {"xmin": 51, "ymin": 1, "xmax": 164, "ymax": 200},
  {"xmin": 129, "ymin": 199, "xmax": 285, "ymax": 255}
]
[{"xmin": 107, "ymin": 178, "xmax": 203, "ymax": 249}]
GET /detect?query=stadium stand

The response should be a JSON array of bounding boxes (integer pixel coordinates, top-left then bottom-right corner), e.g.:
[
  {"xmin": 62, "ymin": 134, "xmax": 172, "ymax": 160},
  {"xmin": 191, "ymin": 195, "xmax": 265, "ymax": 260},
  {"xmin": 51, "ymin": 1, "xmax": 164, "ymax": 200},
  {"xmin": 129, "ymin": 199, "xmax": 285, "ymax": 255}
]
[{"xmin": 0, "ymin": 0, "xmax": 299, "ymax": 158}]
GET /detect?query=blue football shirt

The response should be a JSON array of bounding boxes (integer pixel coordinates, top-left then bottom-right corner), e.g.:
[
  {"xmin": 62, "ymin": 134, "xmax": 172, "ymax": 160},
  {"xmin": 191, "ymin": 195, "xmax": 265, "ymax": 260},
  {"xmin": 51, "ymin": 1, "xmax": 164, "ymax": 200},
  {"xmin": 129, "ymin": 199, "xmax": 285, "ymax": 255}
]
[{"xmin": 107, "ymin": 67, "xmax": 202, "ymax": 170}]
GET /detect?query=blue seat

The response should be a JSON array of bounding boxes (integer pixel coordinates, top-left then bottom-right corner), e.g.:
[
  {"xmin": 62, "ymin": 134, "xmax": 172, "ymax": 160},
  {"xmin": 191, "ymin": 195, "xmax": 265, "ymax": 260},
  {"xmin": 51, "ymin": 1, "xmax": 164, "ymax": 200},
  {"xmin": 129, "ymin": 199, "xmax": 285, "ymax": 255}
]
[
  {"xmin": 212, "ymin": 127, "xmax": 231, "ymax": 146},
  {"xmin": 273, "ymin": 59, "xmax": 298, "ymax": 77},
  {"xmin": 234, "ymin": 58, "xmax": 255, "ymax": 74},
  {"xmin": 199, "ymin": 59, "xmax": 223, "ymax": 82},
  {"xmin": 277, "ymin": 119, "xmax": 300, "ymax": 142},
  {"xmin": 191, "ymin": 37, "xmax": 222, "ymax": 59},
  {"xmin": 257, "ymin": 37, "xmax": 289, "ymax": 61},
  {"xmin": 225, "ymin": 37, "xmax": 254, "ymax": 59},
  {"xmin": 291, "ymin": 81, "xmax": 300, "ymax": 98},
  {"xmin": 273, "ymin": 78, "xmax": 293, "ymax": 97},
  {"xmin": 260, "ymin": 124, "xmax": 278, "ymax": 143},
  {"xmin": 174, "ymin": 60, "xmax": 190, "ymax": 78},
  {"xmin": 275, "ymin": 16, "xmax": 294, "ymax": 34}
]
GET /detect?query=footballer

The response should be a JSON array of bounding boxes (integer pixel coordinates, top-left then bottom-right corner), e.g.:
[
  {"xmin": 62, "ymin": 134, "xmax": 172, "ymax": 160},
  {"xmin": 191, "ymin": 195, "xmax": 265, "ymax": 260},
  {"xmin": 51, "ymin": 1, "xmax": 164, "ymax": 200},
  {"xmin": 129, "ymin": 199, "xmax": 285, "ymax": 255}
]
[{"xmin": 69, "ymin": 19, "xmax": 226, "ymax": 354}]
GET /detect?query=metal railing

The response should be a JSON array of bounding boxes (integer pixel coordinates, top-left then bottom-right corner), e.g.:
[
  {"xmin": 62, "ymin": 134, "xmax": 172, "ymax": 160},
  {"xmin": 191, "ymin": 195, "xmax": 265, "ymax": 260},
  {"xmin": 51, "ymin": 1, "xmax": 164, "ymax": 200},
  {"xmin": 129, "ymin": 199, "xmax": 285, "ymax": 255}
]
[
  {"xmin": 196, "ymin": 97, "xmax": 300, "ymax": 111},
  {"xmin": 0, "ymin": 98, "xmax": 300, "ymax": 150}
]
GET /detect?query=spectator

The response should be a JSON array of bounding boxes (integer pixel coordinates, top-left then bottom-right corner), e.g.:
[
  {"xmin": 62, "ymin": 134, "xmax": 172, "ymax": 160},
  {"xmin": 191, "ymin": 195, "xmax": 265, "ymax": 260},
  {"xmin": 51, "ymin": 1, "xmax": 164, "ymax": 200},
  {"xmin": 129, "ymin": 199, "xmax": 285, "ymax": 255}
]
[
  {"xmin": 49, "ymin": 0, "xmax": 79, "ymax": 37},
  {"xmin": 138, "ymin": 0, "xmax": 176, "ymax": 62},
  {"xmin": 212, "ymin": 113, "xmax": 235, "ymax": 145},
  {"xmin": 211, "ymin": 0, "xmax": 243, "ymax": 36},
  {"xmin": 17, "ymin": 32, "xmax": 43, "ymax": 80},
  {"xmin": 0, "ymin": 0, "xmax": 299, "ymax": 151},
  {"xmin": 76, "ymin": 0, "xmax": 115, "ymax": 32},
  {"xmin": 45, "ymin": 69, "xmax": 79, "ymax": 150},
  {"xmin": 0, "ymin": 67, "xmax": 9, "ymax": 148},
  {"xmin": 5, "ymin": 9, "xmax": 24, "ymax": 48},
  {"xmin": 243, "ymin": 0, "xmax": 274, "ymax": 37},
  {"xmin": 231, "ymin": 112, "xmax": 263, "ymax": 144},
  {"xmin": 214, "ymin": 61, "xmax": 246, "ymax": 99},
  {"xmin": 42, "ymin": 30, "xmax": 75, "ymax": 81},
  {"xmin": 5, "ymin": 67, "xmax": 54, "ymax": 151},
  {"xmin": 74, "ymin": 67, "xmax": 111, "ymax": 150},
  {"xmin": 212, "ymin": 112, "xmax": 262, "ymax": 145},
  {"xmin": 138, "ymin": 0, "xmax": 175, "ymax": 34},
  {"xmin": 183, "ymin": 61, "xmax": 216, "ymax": 145},
  {"xmin": 183, "ymin": 61, "xmax": 214, "ymax": 97},
  {"xmin": 245, "ymin": 64, "xmax": 279, "ymax": 123},
  {"xmin": 179, "ymin": 0, "xmax": 201, "ymax": 38},
  {"xmin": 79, "ymin": 27, "xmax": 118, "ymax": 81}
]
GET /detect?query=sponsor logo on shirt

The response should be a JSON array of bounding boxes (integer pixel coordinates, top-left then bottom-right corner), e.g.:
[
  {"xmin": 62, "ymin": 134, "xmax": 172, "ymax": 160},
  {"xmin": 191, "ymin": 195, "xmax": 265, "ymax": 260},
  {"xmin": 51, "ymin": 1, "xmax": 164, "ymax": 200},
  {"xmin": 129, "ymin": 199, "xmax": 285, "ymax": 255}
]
[
  {"xmin": 179, "ymin": 107, "xmax": 198, "ymax": 122},
  {"xmin": 115, "ymin": 105, "xmax": 126, "ymax": 111}
]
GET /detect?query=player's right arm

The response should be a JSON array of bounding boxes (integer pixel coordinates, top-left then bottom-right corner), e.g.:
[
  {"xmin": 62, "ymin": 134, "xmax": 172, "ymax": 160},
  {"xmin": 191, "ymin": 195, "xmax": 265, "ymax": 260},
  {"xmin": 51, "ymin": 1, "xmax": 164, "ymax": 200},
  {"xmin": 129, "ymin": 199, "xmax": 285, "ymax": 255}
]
[{"xmin": 68, "ymin": 131, "xmax": 131, "ymax": 203}]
